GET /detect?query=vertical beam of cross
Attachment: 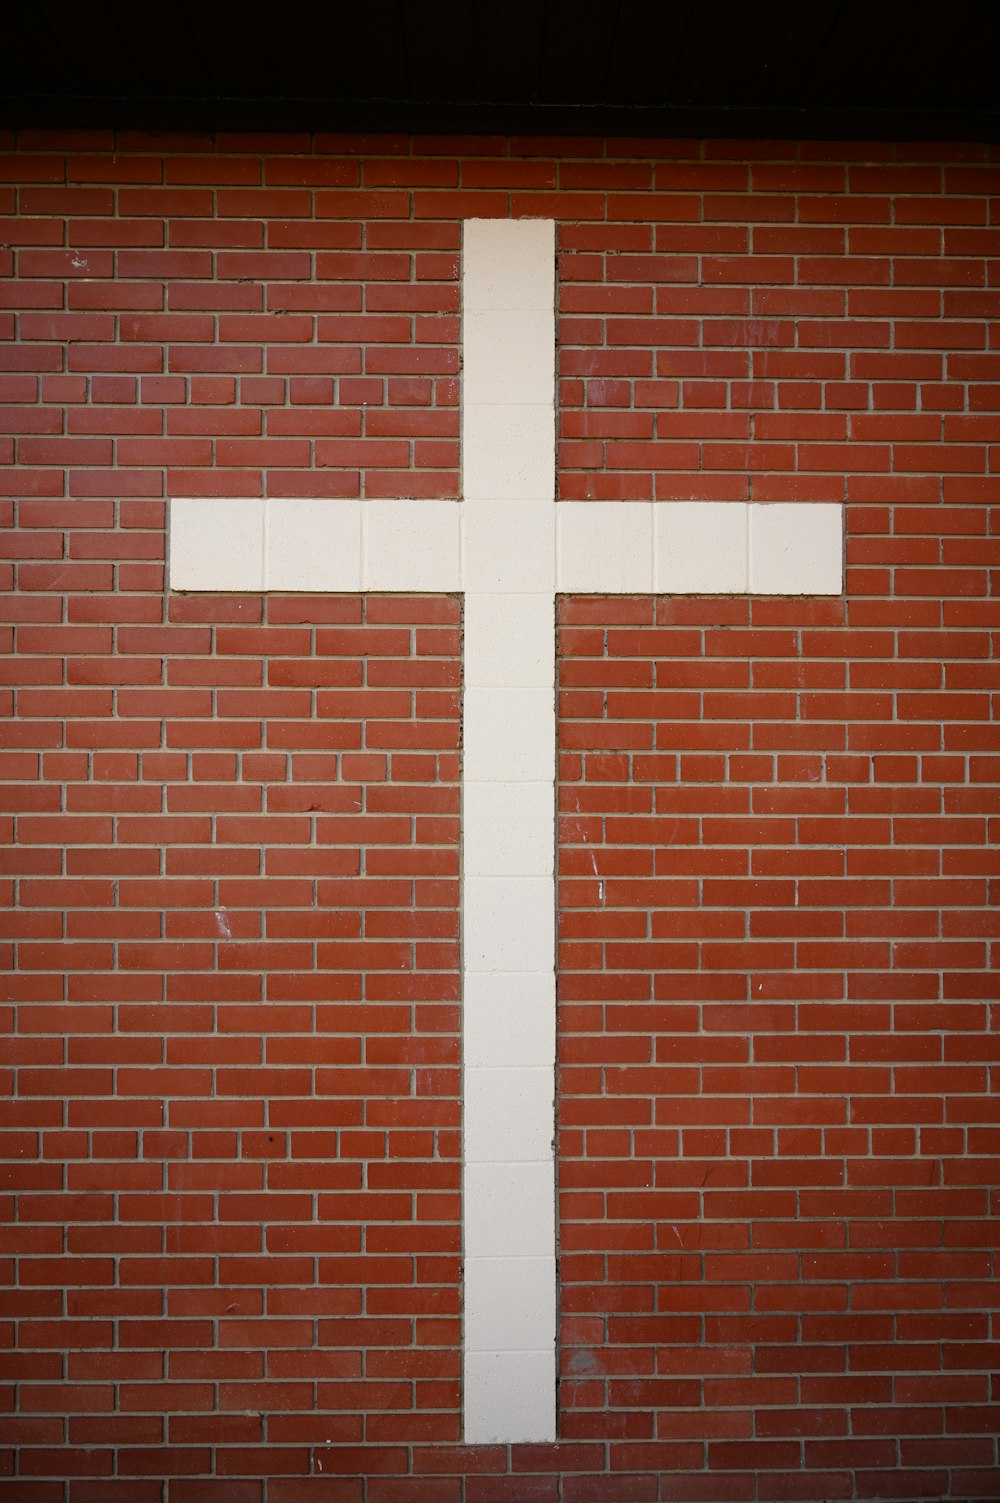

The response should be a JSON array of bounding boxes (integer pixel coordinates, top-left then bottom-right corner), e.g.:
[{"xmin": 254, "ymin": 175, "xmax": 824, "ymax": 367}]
[
  {"xmin": 459, "ymin": 221, "xmax": 559, "ymax": 1443},
  {"xmin": 169, "ymin": 217, "xmax": 843, "ymax": 1446}
]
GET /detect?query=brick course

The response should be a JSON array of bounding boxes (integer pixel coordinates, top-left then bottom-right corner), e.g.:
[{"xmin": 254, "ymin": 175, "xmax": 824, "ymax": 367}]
[{"xmin": 2, "ymin": 131, "xmax": 999, "ymax": 1498}]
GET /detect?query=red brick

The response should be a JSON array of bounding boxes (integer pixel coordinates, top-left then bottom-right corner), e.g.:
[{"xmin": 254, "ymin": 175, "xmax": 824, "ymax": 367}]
[{"xmin": 1, "ymin": 134, "xmax": 996, "ymax": 1502}]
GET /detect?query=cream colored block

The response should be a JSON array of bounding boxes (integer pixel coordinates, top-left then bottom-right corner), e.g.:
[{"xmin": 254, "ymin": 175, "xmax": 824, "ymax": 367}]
[
  {"xmin": 463, "ymin": 219, "xmax": 555, "ymax": 313},
  {"xmin": 558, "ymin": 502, "xmax": 654, "ymax": 593},
  {"xmin": 362, "ymin": 499, "xmax": 462, "ymax": 592},
  {"xmin": 654, "ymin": 500, "xmax": 747, "ymax": 594},
  {"xmin": 464, "ymin": 1257, "xmax": 556, "ymax": 1352},
  {"xmin": 463, "ymin": 311, "xmax": 555, "ymax": 408},
  {"xmin": 750, "ymin": 502, "xmax": 844, "ymax": 595},
  {"xmin": 463, "ymin": 1160, "xmax": 555, "ymax": 1259},
  {"xmin": 462, "ymin": 404, "xmax": 555, "ymax": 503},
  {"xmin": 463, "ymin": 687, "xmax": 554, "ymax": 783},
  {"xmin": 463, "ymin": 781, "xmax": 554, "ymax": 877},
  {"xmin": 463, "ymin": 594, "xmax": 555, "ymax": 689},
  {"xmin": 464, "ymin": 1067, "xmax": 554, "ymax": 1163},
  {"xmin": 463, "ymin": 875, "xmax": 554, "ymax": 975},
  {"xmin": 464, "ymin": 1348, "xmax": 556, "ymax": 1444},
  {"xmin": 265, "ymin": 498, "xmax": 362, "ymax": 592},
  {"xmin": 463, "ymin": 973, "xmax": 556, "ymax": 1069},
  {"xmin": 461, "ymin": 503, "xmax": 555, "ymax": 594},
  {"xmin": 170, "ymin": 496, "xmax": 264, "ymax": 592}
]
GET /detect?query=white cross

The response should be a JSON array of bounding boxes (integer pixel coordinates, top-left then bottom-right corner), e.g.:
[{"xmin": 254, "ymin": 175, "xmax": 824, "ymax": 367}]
[{"xmin": 170, "ymin": 218, "xmax": 843, "ymax": 1444}]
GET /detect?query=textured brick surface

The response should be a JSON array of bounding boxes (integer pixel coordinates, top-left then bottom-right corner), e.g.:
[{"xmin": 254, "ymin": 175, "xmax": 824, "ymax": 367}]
[
  {"xmin": 557, "ymin": 592, "xmax": 998, "ymax": 1498},
  {"xmin": 2, "ymin": 131, "xmax": 999, "ymax": 1497}
]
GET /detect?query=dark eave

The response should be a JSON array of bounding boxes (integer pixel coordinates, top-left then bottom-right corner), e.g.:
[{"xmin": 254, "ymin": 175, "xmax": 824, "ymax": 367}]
[{"xmin": 3, "ymin": 0, "xmax": 1000, "ymax": 141}]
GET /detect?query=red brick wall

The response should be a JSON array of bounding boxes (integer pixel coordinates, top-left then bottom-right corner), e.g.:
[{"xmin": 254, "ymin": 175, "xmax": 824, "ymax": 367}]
[
  {"xmin": 558, "ymin": 593, "xmax": 997, "ymax": 1501},
  {"xmin": 2, "ymin": 132, "xmax": 999, "ymax": 1500}
]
